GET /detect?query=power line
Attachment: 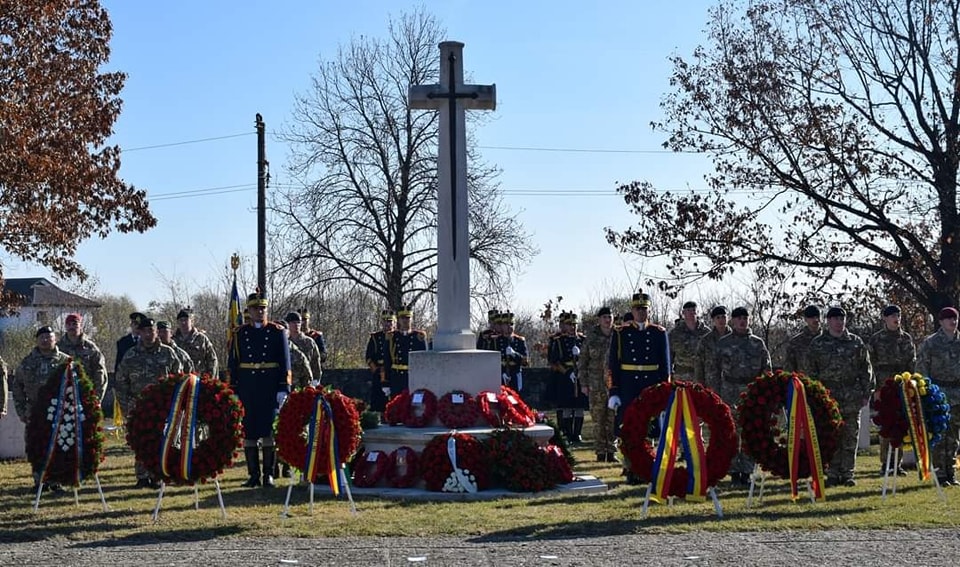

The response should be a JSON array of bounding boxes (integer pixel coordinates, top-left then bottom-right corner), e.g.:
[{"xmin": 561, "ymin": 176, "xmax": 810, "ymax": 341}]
[
  {"xmin": 478, "ymin": 145, "xmax": 695, "ymax": 154},
  {"xmin": 122, "ymin": 132, "xmax": 254, "ymax": 153}
]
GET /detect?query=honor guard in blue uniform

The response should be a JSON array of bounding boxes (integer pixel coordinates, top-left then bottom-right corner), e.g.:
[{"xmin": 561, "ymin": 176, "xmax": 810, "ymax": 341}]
[
  {"xmin": 385, "ymin": 305, "xmax": 428, "ymax": 395},
  {"xmin": 366, "ymin": 309, "xmax": 396, "ymax": 412},
  {"xmin": 496, "ymin": 311, "xmax": 529, "ymax": 393},
  {"xmin": 476, "ymin": 309, "xmax": 500, "ymax": 350},
  {"xmin": 228, "ymin": 293, "xmax": 292, "ymax": 488},
  {"xmin": 606, "ymin": 291, "xmax": 671, "ymax": 435},
  {"xmin": 548, "ymin": 311, "xmax": 588, "ymax": 443}
]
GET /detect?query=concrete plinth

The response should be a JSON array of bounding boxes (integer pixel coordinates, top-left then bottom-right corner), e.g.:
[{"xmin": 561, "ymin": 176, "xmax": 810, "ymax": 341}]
[
  {"xmin": 408, "ymin": 349, "xmax": 501, "ymax": 396},
  {"xmin": 361, "ymin": 423, "xmax": 554, "ymax": 454},
  {"xmin": 0, "ymin": 394, "xmax": 25, "ymax": 459}
]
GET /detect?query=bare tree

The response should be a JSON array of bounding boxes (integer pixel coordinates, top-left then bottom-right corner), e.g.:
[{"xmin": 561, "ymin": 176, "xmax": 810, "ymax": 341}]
[
  {"xmin": 606, "ymin": 0, "xmax": 960, "ymax": 316},
  {"xmin": 271, "ymin": 9, "xmax": 535, "ymax": 313}
]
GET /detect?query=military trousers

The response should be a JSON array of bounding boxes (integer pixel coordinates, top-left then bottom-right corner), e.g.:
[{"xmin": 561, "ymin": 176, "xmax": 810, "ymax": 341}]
[
  {"xmin": 719, "ymin": 380, "xmax": 754, "ymax": 475},
  {"xmin": 588, "ymin": 387, "xmax": 616, "ymax": 454},
  {"xmin": 933, "ymin": 385, "xmax": 960, "ymax": 479},
  {"xmin": 828, "ymin": 403, "xmax": 864, "ymax": 481}
]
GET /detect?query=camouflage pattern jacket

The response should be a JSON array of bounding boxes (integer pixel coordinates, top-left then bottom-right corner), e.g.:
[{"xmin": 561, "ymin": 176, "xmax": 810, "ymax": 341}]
[
  {"xmin": 806, "ymin": 330, "xmax": 874, "ymax": 405},
  {"xmin": 668, "ymin": 321, "xmax": 710, "ymax": 374},
  {"xmin": 173, "ymin": 328, "xmax": 219, "ymax": 378},
  {"xmin": 289, "ymin": 340, "xmax": 314, "ymax": 389},
  {"xmin": 291, "ymin": 333, "xmax": 322, "ymax": 384},
  {"xmin": 782, "ymin": 327, "xmax": 820, "ymax": 375},
  {"xmin": 917, "ymin": 328, "xmax": 960, "ymax": 385},
  {"xmin": 694, "ymin": 326, "xmax": 730, "ymax": 385},
  {"xmin": 167, "ymin": 341, "xmax": 195, "ymax": 374},
  {"xmin": 579, "ymin": 324, "xmax": 613, "ymax": 392},
  {"xmin": 56, "ymin": 333, "xmax": 107, "ymax": 400},
  {"xmin": 11, "ymin": 347, "xmax": 70, "ymax": 423},
  {"xmin": 867, "ymin": 328, "xmax": 916, "ymax": 382},
  {"xmin": 115, "ymin": 341, "xmax": 184, "ymax": 413},
  {"xmin": 711, "ymin": 329, "xmax": 771, "ymax": 390}
]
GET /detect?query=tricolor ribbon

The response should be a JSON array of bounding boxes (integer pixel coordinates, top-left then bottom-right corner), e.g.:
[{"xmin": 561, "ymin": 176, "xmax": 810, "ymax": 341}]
[
  {"xmin": 40, "ymin": 361, "xmax": 84, "ymax": 486},
  {"xmin": 786, "ymin": 376, "xmax": 825, "ymax": 501},
  {"xmin": 650, "ymin": 386, "xmax": 707, "ymax": 502},
  {"xmin": 304, "ymin": 393, "xmax": 342, "ymax": 495},
  {"xmin": 899, "ymin": 376, "xmax": 931, "ymax": 481},
  {"xmin": 160, "ymin": 374, "xmax": 201, "ymax": 480}
]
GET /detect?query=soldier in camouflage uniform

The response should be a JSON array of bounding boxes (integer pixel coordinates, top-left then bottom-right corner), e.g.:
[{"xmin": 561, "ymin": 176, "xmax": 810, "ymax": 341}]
[
  {"xmin": 783, "ymin": 305, "xmax": 822, "ymax": 375},
  {"xmin": 158, "ymin": 321, "xmax": 194, "ymax": 374},
  {"xmin": 695, "ymin": 306, "xmax": 730, "ymax": 388},
  {"xmin": 115, "ymin": 317, "xmax": 184, "ymax": 488},
  {"xmin": 916, "ymin": 306, "xmax": 960, "ymax": 486},
  {"xmin": 280, "ymin": 321, "xmax": 314, "ymax": 390},
  {"xmin": 668, "ymin": 301, "xmax": 710, "ymax": 381},
  {"xmin": 579, "ymin": 306, "xmax": 617, "ymax": 462},
  {"xmin": 867, "ymin": 304, "xmax": 915, "ymax": 475},
  {"xmin": 286, "ymin": 312, "xmax": 322, "ymax": 387},
  {"xmin": 57, "ymin": 313, "xmax": 107, "ymax": 401},
  {"xmin": 173, "ymin": 307, "xmax": 219, "ymax": 378},
  {"xmin": 299, "ymin": 309, "xmax": 328, "ymax": 369},
  {"xmin": 712, "ymin": 307, "xmax": 772, "ymax": 485},
  {"xmin": 807, "ymin": 306, "xmax": 874, "ymax": 486},
  {"xmin": 11, "ymin": 326, "xmax": 70, "ymax": 491}
]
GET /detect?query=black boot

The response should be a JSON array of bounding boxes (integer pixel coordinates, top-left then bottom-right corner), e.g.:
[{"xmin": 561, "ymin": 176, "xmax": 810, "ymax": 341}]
[
  {"xmin": 242, "ymin": 447, "xmax": 260, "ymax": 487},
  {"xmin": 262, "ymin": 446, "xmax": 276, "ymax": 488}
]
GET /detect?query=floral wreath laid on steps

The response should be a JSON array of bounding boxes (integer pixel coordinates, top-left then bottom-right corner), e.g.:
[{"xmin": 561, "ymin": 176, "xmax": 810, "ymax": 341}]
[
  {"xmin": 351, "ymin": 449, "xmax": 390, "ymax": 488},
  {"xmin": 420, "ymin": 432, "xmax": 489, "ymax": 492},
  {"xmin": 126, "ymin": 373, "xmax": 243, "ymax": 485},
  {"xmin": 386, "ymin": 446, "xmax": 420, "ymax": 488},
  {"xmin": 477, "ymin": 386, "xmax": 536, "ymax": 428},
  {"xmin": 437, "ymin": 390, "xmax": 482, "ymax": 428}
]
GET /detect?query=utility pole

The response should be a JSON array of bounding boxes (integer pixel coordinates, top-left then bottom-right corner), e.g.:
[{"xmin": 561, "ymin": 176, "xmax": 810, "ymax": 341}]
[{"xmin": 256, "ymin": 113, "xmax": 268, "ymax": 297}]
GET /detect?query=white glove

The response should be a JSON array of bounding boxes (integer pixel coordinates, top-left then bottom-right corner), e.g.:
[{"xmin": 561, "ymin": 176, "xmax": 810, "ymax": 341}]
[
  {"xmin": 310, "ymin": 379, "xmax": 320, "ymax": 387},
  {"xmin": 276, "ymin": 391, "xmax": 288, "ymax": 406},
  {"xmin": 505, "ymin": 346, "xmax": 516, "ymax": 357},
  {"xmin": 607, "ymin": 395, "xmax": 621, "ymax": 410},
  {"xmin": 382, "ymin": 386, "xmax": 391, "ymax": 397},
  {"xmin": 570, "ymin": 372, "xmax": 577, "ymax": 383},
  {"xmin": 572, "ymin": 346, "xmax": 581, "ymax": 357}
]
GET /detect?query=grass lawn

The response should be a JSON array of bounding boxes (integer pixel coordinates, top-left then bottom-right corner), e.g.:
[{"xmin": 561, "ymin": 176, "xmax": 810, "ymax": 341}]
[{"xmin": 1, "ymin": 420, "xmax": 958, "ymax": 544}]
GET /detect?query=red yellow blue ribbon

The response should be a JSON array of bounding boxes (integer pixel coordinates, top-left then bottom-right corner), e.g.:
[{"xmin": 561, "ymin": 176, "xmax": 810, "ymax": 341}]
[
  {"xmin": 304, "ymin": 393, "xmax": 342, "ymax": 495},
  {"xmin": 899, "ymin": 376, "xmax": 931, "ymax": 481},
  {"xmin": 786, "ymin": 375, "xmax": 825, "ymax": 501},
  {"xmin": 650, "ymin": 386, "xmax": 707, "ymax": 502},
  {"xmin": 160, "ymin": 374, "xmax": 200, "ymax": 480}
]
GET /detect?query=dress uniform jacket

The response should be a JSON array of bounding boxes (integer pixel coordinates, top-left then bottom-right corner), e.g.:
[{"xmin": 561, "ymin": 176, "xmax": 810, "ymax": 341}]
[
  {"xmin": 386, "ymin": 329, "xmax": 428, "ymax": 393},
  {"xmin": 606, "ymin": 321, "xmax": 671, "ymax": 405},
  {"xmin": 228, "ymin": 322, "xmax": 291, "ymax": 439},
  {"xmin": 366, "ymin": 330, "xmax": 391, "ymax": 411},
  {"xmin": 497, "ymin": 333, "xmax": 529, "ymax": 391},
  {"xmin": 548, "ymin": 331, "xmax": 586, "ymax": 407}
]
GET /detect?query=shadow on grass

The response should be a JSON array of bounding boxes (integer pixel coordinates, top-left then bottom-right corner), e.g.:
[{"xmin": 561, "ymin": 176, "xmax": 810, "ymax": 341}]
[{"xmin": 68, "ymin": 525, "xmax": 244, "ymax": 548}]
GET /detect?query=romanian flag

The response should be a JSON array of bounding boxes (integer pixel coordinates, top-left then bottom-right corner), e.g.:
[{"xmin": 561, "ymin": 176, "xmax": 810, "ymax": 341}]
[{"xmin": 226, "ymin": 274, "xmax": 243, "ymax": 361}]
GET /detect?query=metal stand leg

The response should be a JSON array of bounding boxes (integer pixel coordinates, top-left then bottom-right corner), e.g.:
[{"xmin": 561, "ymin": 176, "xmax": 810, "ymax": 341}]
[
  {"xmin": 95, "ymin": 474, "xmax": 108, "ymax": 512},
  {"xmin": 151, "ymin": 481, "xmax": 166, "ymax": 523},
  {"xmin": 708, "ymin": 486, "xmax": 723, "ymax": 518},
  {"xmin": 214, "ymin": 479, "xmax": 226, "ymax": 519}
]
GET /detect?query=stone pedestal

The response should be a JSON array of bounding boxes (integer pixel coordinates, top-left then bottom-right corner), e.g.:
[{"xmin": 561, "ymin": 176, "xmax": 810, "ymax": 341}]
[
  {"xmin": 408, "ymin": 349, "xmax": 501, "ymax": 396},
  {"xmin": 0, "ymin": 394, "xmax": 26, "ymax": 459}
]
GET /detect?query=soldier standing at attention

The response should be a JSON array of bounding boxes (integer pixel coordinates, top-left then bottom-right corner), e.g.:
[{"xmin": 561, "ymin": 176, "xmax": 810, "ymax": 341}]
[
  {"xmin": 916, "ymin": 306, "xmax": 960, "ymax": 486},
  {"xmin": 57, "ymin": 313, "xmax": 108, "ymax": 401},
  {"xmin": 115, "ymin": 312, "xmax": 143, "ymax": 374},
  {"xmin": 173, "ymin": 307, "xmax": 219, "ymax": 378},
  {"xmin": 695, "ymin": 306, "xmax": 730, "ymax": 388},
  {"xmin": 548, "ymin": 312, "xmax": 586, "ymax": 443},
  {"xmin": 157, "ymin": 321, "xmax": 194, "ymax": 373},
  {"xmin": 299, "ymin": 309, "xmax": 328, "ymax": 370},
  {"xmin": 867, "ymin": 304, "xmax": 915, "ymax": 476},
  {"xmin": 783, "ymin": 305, "xmax": 822, "ymax": 375},
  {"xmin": 476, "ymin": 309, "xmax": 500, "ymax": 350},
  {"xmin": 669, "ymin": 301, "xmax": 710, "ymax": 382},
  {"xmin": 228, "ymin": 293, "xmax": 291, "ymax": 488},
  {"xmin": 115, "ymin": 317, "xmax": 183, "ymax": 488},
  {"xmin": 807, "ymin": 306, "xmax": 874, "ymax": 487},
  {"xmin": 497, "ymin": 311, "xmax": 529, "ymax": 393},
  {"xmin": 712, "ymin": 306, "xmax": 772, "ymax": 486},
  {"xmin": 579, "ymin": 306, "xmax": 617, "ymax": 462},
  {"xmin": 286, "ymin": 312, "xmax": 322, "ymax": 387},
  {"xmin": 386, "ymin": 305, "xmax": 428, "ymax": 395},
  {"xmin": 11, "ymin": 326, "xmax": 70, "ymax": 493},
  {"xmin": 366, "ymin": 309, "xmax": 396, "ymax": 412}
]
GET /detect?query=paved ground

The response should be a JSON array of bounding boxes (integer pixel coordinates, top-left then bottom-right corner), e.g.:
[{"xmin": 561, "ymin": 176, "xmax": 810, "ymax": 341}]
[{"xmin": 2, "ymin": 529, "xmax": 959, "ymax": 566}]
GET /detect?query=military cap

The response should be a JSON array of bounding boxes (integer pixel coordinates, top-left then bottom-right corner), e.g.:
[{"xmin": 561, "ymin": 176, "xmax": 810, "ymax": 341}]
[
  {"xmin": 284, "ymin": 311, "xmax": 302, "ymax": 323},
  {"xmin": 939, "ymin": 306, "xmax": 959, "ymax": 320},
  {"xmin": 380, "ymin": 309, "xmax": 396, "ymax": 321},
  {"xmin": 710, "ymin": 305, "xmax": 728, "ymax": 318},
  {"xmin": 156, "ymin": 320, "xmax": 171, "ymax": 330},
  {"xmin": 65, "ymin": 313, "xmax": 82, "ymax": 324},
  {"xmin": 487, "ymin": 308, "xmax": 500, "ymax": 322},
  {"xmin": 501, "ymin": 311, "xmax": 515, "ymax": 324},
  {"xmin": 567, "ymin": 312, "xmax": 578, "ymax": 323},
  {"xmin": 825, "ymin": 306, "xmax": 846, "ymax": 319},
  {"xmin": 881, "ymin": 305, "xmax": 901, "ymax": 317},
  {"xmin": 299, "ymin": 308, "xmax": 311, "ymax": 319},
  {"xmin": 176, "ymin": 306, "xmax": 193, "ymax": 320},
  {"xmin": 129, "ymin": 311, "xmax": 145, "ymax": 323},
  {"xmin": 802, "ymin": 305, "xmax": 821, "ymax": 319},
  {"xmin": 35, "ymin": 325, "xmax": 54, "ymax": 337},
  {"xmin": 397, "ymin": 305, "xmax": 413, "ymax": 318},
  {"xmin": 682, "ymin": 301, "xmax": 697, "ymax": 310},
  {"xmin": 137, "ymin": 317, "xmax": 156, "ymax": 330},
  {"xmin": 246, "ymin": 293, "xmax": 268, "ymax": 308},
  {"xmin": 731, "ymin": 307, "xmax": 750, "ymax": 318},
  {"xmin": 596, "ymin": 306, "xmax": 612, "ymax": 317},
  {"xmin": 557, "ymin": 311, "xmax": 569, "ymax": 324},
  {"xmin": 631, "ymin": 291, "xmax": 652, "ymax": 308}
]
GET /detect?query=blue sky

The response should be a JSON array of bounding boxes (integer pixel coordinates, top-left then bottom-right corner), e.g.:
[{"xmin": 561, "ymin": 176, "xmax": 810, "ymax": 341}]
[{"xmin": 6, "ymin": 1, "xmax": 718, "ymax": 317}]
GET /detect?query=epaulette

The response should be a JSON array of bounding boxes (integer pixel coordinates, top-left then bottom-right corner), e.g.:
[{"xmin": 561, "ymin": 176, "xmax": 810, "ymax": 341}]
[
  {"xmin": 264, "ymin": 321, "xmax": 285, "ymax": 330},
  {"xmin": 414, "ymin": 329, "xmax": 427, "ymax": 337},
  {"xmin": 648, "ymin": 323, "xmax": 666, "ymax": 332},
  {"xmin": 513, "ymin": 333, "xmax": 525, "ymax": 340}
]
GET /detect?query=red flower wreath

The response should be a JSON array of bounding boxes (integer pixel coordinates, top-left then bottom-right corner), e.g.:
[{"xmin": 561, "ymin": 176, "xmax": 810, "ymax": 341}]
[
  {"xmin": 127, "ymin": 373, "xmax": 244, "ymax": 485},
  {"xmin": 736, "ymin": 370, "xmax": 843, "ymax": 479},
  {"xmin": 420, "ymin": 432, "xmax": 490, "ymax": 491},
  {"xmin": 383, "ymin": 389, "xmax": 411, "ymax": 425},
  {"xmin": 485, "ymin": 428, "xmax": 556, "ymax": 492},
  {"xmin": 403, "ymin": 388, "xmax": 438, "ymax": 427},
  {"xmin": 351, "ymin": 449, "xmax": 389, "ymax": 488},
  {"xmin": 477, "ymin": 390, "xmax": 505, "ymax": 427},
  {"xmin": 498, "ymin": 386, "xmax": 536, "ymax": 427},
  {"xmin": 620, "ymin": 380, "xmax": 738, "ymax": 498},
  {"xmin": 26, "ymin": 360, "xmax": 105, "ymax": 487},
  {"xmin": 542, "ymin": 444, "xmax": 574, "ymax": 485},
  {"xmin": 276, "ymin": 386, "xmax": 362, "ymax": 483},
  {"xmin": 437, "ymin": 390, "xmax": 482, "ymax": 429},
  {"xmin": 386, "ymin": 446, "xmax": 420, "ymax": 488}
]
